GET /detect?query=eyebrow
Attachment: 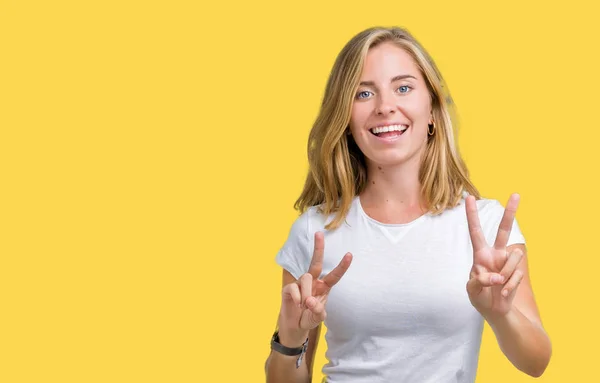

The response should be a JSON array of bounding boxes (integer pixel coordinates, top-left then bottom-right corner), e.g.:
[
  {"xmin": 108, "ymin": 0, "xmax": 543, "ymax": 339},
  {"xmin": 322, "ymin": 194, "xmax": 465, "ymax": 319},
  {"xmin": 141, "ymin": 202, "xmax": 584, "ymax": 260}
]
[{"xmin": 359, "ymin": 74, "xmax": 417, "ymax": 87}]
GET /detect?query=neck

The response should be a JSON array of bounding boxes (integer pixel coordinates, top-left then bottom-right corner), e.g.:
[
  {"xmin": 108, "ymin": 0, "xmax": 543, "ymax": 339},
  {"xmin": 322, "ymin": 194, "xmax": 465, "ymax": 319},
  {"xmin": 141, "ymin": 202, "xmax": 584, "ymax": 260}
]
[{"xmin": 360, "ymin": 157, "xmax": 425, "ymax": 213}]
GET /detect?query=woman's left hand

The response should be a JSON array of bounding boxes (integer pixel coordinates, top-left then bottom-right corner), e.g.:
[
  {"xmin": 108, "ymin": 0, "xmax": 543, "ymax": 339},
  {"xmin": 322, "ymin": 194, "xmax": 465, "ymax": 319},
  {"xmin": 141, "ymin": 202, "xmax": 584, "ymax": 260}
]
[{"xmin": 465, "ymin": 194, "xmax": 525, "ymax": 319}]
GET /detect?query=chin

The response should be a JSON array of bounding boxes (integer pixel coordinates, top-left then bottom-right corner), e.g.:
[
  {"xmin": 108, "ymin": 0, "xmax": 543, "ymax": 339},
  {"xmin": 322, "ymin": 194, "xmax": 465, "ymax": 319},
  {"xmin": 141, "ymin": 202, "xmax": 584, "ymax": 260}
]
[
  {"xmin": 367, "ymin": 154, "xmax": 413, "ymax": 167},
  {"xmin": 364, "ymin": 146, "xmax": 426, "ymax": 168}
]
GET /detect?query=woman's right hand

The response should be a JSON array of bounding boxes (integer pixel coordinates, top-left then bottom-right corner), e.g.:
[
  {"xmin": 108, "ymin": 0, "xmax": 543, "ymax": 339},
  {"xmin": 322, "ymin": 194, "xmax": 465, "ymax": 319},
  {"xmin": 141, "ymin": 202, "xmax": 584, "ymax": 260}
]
[{"xmin": 278, "ymin": 232, "xmax": 353, "ymax": 343}]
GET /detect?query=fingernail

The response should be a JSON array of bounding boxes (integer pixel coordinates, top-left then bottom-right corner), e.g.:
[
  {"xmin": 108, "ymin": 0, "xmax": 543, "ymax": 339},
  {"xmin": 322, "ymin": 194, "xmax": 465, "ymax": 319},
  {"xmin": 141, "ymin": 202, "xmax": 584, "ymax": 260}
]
[
  {"xmin": 306, "ymin": 297, "xmax": 314, "ymax": 307},
  {"xmin": 502, "ymin": 289, "xmax": 509, "ymax": 297}
]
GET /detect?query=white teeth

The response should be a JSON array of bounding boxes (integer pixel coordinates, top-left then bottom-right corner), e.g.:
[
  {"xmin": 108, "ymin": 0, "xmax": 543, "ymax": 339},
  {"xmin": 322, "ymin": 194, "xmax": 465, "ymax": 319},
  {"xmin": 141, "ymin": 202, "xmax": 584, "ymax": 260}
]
[{"xmin": 370, "ymin": 124, "xmax": 408, "ymax": 134}]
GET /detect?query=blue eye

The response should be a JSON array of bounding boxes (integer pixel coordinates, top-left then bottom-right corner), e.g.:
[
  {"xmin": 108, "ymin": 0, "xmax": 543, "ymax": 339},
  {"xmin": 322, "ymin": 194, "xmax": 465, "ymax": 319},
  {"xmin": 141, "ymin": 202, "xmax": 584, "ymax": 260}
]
[
  {"xmin": 356, "ymin": 90, "xmax": 372, "ymax": 99},
  {"xmin": 398, "ymin": 85, "xmax": 412, "ymax": 93}
]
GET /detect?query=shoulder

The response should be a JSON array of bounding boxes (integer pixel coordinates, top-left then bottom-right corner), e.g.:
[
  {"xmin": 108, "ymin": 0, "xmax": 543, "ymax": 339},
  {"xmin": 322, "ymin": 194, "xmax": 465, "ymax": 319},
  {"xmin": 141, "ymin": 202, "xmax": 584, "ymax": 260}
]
[
  {"xmin": 294, "ymin": 202, "xmax": 345, "ymax": 233},
  {"xmin": 473, "ymin": 197, "xmax": 514, "ymax": 231},
  {"xmin": 276, "ymin": 204, "xmax": 337, "ymax": 279},
  {"xmin": 435, "ymin": 194, "xmax": 505, "ymax": 225},
  {"xmin": 289, "ymin": 205, "xmax": 329, "ymax": 235},
  {"xmin": 475, "ymin": 197, "xmax": 505, "ymax": 217},
  {"xmin": 470, "ymin": 195, "xmax": 524, "ymax": 244},
  {"xmin": 443, "ymin": 192, "xmax": 504, "ymax": 216},
  {"xmin": 282, "ymin": 204, "xmax": 336, "ymax": 253}
]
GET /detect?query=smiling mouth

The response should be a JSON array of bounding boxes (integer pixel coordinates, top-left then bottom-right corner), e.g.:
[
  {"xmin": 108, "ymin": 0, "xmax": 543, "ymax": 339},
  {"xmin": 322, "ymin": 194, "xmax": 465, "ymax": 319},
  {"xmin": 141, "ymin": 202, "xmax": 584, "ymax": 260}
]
[{"xmin": 369, "ymin": 124, "xmax": 409, "ymax": 138}]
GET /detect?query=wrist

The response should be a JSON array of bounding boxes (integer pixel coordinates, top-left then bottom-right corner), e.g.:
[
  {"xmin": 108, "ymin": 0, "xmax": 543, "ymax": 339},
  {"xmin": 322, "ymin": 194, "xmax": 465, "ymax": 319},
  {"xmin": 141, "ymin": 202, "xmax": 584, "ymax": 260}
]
[
  {"xmin": 277, "ymin": 327, "xmax": 310, "ymax": 348},
  {"xmin": 277, "ymin": 315, "xmax": 309, "ymax": 347},
  {"xmin": 484, "ymin": 307, "xmax": 518, "ymax": 329},
  {"xmin": 271, "ymin": 329, "xmax": 310, "ymax": 369}
]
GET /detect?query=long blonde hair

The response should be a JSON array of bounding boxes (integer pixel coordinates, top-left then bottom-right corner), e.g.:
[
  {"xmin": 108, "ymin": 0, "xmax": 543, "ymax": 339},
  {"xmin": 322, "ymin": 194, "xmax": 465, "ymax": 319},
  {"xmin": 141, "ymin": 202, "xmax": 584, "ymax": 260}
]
[{"xmin": 294, "ymin": 26, "xmax": 480, "ymax": 230}]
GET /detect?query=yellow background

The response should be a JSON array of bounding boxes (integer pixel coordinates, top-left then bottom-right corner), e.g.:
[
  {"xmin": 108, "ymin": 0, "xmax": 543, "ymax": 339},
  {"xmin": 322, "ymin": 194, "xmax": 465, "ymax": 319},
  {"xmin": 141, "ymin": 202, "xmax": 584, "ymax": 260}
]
[{"xmin": 1, "ymin": 0, "xmax": 598, "ymax": 382}]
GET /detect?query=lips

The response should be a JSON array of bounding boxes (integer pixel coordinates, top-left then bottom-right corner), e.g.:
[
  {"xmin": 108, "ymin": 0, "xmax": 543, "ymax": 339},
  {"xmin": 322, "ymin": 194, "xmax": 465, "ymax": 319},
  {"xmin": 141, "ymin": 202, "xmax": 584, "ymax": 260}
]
[{"xmin": 369, "ymin": 124, "xmax": 409, "ymax": 137}]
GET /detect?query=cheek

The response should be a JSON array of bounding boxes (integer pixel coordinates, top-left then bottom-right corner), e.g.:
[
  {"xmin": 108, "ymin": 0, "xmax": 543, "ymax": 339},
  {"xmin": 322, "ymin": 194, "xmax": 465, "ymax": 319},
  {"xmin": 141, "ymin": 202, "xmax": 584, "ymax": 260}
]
[
  {"xmin": 350, "ymin": 103, "xmax": 370, "ymax": 127},
  {"xmin": 411, "ymin": 94, "xmax": 433, "ymax": 119}
]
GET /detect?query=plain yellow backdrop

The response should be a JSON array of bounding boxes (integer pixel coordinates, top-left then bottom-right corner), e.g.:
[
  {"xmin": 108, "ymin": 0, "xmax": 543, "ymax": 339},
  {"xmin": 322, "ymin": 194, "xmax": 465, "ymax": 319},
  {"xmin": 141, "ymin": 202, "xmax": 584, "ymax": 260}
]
[{"xmin": 1, "ymin": 0, "xmax": 598, "ymax": 382}]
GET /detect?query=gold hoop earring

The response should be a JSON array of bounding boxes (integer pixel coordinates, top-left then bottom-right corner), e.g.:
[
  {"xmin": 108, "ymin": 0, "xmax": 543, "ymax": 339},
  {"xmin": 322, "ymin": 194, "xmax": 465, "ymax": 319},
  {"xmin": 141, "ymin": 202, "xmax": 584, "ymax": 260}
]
[{"xmin": 428, "ymin": 122, "xmax": 435, "ymax": 136}]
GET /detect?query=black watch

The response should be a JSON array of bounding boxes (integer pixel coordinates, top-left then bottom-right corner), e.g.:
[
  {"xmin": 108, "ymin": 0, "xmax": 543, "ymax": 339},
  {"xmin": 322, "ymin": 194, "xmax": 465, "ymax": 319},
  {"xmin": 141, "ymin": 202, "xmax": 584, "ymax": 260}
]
[{"xmin": 270, "ymin": 331, "xmax": 309, "ymax": 368}]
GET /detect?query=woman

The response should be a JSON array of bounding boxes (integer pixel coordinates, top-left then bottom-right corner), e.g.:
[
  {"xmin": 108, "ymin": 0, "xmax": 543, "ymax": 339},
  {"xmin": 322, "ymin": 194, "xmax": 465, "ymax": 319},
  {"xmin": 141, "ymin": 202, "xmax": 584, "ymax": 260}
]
[{"xmin": 265, "ymin": 26, "xmax": 551, "ymax": 383}]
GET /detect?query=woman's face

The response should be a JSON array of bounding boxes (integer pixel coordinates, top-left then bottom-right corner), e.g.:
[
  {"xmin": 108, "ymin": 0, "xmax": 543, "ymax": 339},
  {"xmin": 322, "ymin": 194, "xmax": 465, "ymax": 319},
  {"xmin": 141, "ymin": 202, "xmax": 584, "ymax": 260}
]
[{"xmin": 349, "ymin": 42, "xmax": 433, "ymax": 168}]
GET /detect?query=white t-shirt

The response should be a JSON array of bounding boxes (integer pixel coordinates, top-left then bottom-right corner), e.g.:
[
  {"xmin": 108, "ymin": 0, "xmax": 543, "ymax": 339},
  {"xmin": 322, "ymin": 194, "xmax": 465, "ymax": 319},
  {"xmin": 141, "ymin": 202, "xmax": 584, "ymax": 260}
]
[{"xmin": 275, "ymin": 194, "xmax": 525, "ymax": 383}]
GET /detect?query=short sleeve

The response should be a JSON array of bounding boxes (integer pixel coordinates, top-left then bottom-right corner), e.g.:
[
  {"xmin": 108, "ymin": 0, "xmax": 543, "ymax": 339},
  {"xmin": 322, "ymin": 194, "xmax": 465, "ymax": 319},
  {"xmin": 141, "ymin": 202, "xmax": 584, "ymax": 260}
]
[
  {"xmin": 478, "ymin": 199, "xmax": 526, "ymax": 247},
  {"xmin": 275, "ymin": 210, "xmax": 313, "ymax": 280}
]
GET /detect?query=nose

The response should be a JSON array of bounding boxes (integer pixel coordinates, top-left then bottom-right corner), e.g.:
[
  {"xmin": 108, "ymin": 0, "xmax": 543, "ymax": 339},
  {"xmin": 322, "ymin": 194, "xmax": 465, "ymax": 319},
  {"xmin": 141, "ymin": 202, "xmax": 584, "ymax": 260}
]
[{"xmin": 375, "ymin": 92, "xmax": 396, "ymax": 115}]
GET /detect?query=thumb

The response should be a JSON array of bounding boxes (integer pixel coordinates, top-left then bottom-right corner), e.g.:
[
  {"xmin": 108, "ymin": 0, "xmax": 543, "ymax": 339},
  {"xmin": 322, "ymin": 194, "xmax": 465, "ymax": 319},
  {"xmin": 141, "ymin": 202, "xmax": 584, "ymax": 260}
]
[{"xmin": 467, "ymin": 268, "xmax": 504, "ymax": 295}]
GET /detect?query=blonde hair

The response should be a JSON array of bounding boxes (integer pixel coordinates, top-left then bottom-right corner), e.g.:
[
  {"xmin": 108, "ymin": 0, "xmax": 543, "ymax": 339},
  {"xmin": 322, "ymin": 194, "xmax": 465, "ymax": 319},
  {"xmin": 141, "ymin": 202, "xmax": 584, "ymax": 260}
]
[{"xmin": 294, "ymin": 26, "xmax": 480, "ymax": 230}]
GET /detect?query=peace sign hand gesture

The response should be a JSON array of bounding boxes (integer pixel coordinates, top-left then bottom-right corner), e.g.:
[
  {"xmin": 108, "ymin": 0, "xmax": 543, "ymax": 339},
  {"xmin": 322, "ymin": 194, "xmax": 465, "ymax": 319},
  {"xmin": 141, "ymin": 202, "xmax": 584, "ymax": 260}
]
[
  {"xmin": 465, "ymin": 194, "xmax": 525, "ymax": 319},
  {"xmin": 279, "ymin": 232, "xmax": 353, "ymax": 339}
]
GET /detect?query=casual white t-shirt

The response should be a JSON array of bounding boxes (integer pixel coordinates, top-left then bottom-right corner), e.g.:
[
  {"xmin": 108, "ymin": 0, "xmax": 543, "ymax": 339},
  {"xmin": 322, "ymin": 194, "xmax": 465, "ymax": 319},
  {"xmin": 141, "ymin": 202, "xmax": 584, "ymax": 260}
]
[{"xmin": 275, "ymin": 194, "xmax": 525, "ymax": 383}]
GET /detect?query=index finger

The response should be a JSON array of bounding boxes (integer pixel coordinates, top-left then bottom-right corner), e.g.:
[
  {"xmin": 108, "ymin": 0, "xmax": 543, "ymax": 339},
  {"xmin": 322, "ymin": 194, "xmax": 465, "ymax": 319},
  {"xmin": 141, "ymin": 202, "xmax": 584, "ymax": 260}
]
[
  {"xmin": 307, "ymin": 231, "xmax": 324, "ymax": 279},
  {"xmin": 465, "ymin": 195, "xmax": 488, "ymax": 253},
  {"xmin": 493, "ymin": 193, "xmax": 520, "ymax": 250}
]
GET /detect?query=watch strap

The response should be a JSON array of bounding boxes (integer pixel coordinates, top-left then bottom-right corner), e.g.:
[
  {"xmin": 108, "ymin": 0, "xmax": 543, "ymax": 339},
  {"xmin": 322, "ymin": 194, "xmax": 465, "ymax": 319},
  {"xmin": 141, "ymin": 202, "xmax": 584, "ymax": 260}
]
[{"xmin": 270, "ymin": 331, "xmax": 309, "ymax": 368}]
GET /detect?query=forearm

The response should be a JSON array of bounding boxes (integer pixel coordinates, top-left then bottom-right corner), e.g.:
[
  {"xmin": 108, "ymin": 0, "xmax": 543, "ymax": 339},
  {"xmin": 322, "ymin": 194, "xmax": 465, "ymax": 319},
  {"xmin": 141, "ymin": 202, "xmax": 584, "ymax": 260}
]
[
  {"xmin": 265, "ymin": 329, "xmax": 311, "ymax": 383},
  {"xmin": 485, "ymin": 307, "xmax": 552, "ymax": 377}
]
